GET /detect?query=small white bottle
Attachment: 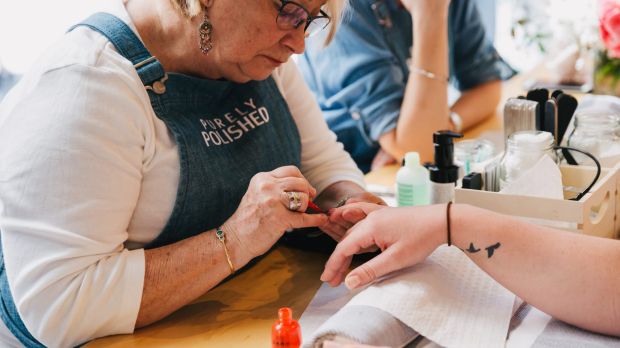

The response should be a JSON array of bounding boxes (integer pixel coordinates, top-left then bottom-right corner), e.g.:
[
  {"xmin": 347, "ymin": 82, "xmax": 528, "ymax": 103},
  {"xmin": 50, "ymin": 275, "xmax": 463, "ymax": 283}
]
[{"xmin": 396, "ymin": 152, "xmax": 430, "ymax": 206}]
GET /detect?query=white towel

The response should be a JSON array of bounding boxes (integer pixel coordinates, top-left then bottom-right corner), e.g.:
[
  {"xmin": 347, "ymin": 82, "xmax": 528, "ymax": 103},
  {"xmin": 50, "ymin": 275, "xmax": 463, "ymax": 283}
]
[{"xmin": 303, "ymin": 305, "xmax": 418, "ymax": 348}]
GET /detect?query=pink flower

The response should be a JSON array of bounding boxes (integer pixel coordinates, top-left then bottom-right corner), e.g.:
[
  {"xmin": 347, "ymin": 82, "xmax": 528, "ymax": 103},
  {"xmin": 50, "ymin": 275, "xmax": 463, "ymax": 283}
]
[{"xmin": 600, "ymin": 0, "xmax": 620, "ymax": 58}]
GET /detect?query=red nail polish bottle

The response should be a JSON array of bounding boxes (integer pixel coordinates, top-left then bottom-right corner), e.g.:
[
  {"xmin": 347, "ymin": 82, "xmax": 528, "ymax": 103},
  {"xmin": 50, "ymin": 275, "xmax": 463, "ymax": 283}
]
[{"xmin": 272, "ymin": 307, "xmax": 301, "ymax": 348}]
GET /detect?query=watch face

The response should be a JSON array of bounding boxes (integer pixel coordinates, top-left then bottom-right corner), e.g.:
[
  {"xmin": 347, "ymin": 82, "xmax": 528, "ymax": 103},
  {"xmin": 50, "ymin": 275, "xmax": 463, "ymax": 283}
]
[{"xmin": 450, "ymin": 112, "xmax": 463, "ymax": 133}]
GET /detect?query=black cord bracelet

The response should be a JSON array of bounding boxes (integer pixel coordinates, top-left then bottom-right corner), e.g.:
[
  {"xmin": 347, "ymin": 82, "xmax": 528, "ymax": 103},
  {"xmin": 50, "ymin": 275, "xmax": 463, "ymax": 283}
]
[{"xmin": 446, "ymin": 201, "xmax": 452, "ymax": 246}]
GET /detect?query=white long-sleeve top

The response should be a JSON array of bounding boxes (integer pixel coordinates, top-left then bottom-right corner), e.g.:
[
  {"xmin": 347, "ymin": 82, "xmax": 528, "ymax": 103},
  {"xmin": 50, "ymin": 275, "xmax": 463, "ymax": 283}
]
[{"xmin": 0, "ymin": 1, "xmax": 364, "ymax": 347}]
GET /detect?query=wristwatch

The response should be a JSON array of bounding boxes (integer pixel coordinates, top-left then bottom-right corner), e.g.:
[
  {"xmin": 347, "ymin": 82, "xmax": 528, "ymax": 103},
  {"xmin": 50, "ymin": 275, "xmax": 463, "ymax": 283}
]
[
  {"xmin": 335, "ymin": 196, "xmax": 350, "ymax": 208},
  {"xmin": 449, "ymin": 111, "xmax": 463, "ymax": 133}
]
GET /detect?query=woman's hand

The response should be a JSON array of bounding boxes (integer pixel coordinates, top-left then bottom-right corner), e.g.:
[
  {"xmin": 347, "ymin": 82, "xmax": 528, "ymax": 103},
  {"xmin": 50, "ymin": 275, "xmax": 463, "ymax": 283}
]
[
  {"xmin": 321, "ymin": 192, "xmax": 387, "ymax": 242},
  {"xmin": 321, "ymin": 204, "xmax": 446, "ymax": 289},
  {"xmin": 224, "ymin": 166, "xmax": 328, "ymax": 261}
]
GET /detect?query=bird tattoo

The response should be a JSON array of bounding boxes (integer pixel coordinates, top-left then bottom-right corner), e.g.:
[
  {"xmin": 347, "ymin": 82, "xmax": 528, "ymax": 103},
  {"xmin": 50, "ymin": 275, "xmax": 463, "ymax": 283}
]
[
  {"xmin": 466, "ymin": 243, "xmax": 480, "ymax": 253},
  {"xmin": 485, "ymin": 242, "xmax": 501, "ymax": 258}
]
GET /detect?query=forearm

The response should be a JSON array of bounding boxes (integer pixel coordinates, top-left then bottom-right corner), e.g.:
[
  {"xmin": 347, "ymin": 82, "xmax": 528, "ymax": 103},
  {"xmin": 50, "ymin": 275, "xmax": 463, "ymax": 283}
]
[
  {"xmin": 451, "ymin": 204, "xmax": 620, "ymax": 336},
  {"xmin": 315, "ymin": 181, "xmax": 366, "ymax": 209},
  {"xmin": 381, "ymin": 6, "xmax": 450, "ymax": 162},
  {"xmin": 136, "ymin": 228, "xmax": 251, "ymax": 328},
  {"xmin": 451, "ymin": 80, "xmax": 502, "ymax": 130}
]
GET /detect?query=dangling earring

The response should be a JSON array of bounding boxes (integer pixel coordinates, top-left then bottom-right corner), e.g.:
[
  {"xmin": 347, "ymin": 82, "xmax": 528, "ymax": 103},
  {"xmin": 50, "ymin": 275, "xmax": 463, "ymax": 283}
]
[{"xmin": 199, "ymin": 6, "xmax": 213, "ymax": 54}]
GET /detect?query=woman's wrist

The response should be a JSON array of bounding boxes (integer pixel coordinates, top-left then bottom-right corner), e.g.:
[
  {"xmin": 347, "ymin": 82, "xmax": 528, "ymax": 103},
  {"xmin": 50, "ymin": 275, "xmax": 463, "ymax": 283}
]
[
  {"xmin": 401, "ymin": 0, "xmax": 451, "ymax": 12},
  {"xmin": 220, "ymin": 219, "xmax": 253, "ymax": 269},
  {"xmin": 424, "ymin": 204, "xmax": 454, "ymax": 250},
  {"xmin": 410, "ymin": 1, "xmax": 450, "ymax": 21},
  {"xmin": 444, "ymin": 203, "xmax": 479, "ymax": 250}
]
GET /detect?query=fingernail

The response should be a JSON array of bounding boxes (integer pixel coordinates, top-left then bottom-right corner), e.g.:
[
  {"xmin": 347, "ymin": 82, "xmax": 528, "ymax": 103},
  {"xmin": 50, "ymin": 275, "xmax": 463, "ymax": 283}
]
[{"xmin": 345, "ymin": 275, "xmax": 361, "ymax": 289}]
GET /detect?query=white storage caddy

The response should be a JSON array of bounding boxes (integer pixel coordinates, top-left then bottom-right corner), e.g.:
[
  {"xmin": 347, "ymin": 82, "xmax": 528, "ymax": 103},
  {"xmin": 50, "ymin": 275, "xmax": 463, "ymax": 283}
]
[{"xmin": 455, "ymin": 164, "xmax": 620, "ymax": 239}]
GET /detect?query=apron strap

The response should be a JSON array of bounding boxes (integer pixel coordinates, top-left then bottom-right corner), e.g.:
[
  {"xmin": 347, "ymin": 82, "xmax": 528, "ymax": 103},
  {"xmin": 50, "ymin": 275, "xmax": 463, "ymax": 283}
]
[
  {"xmin": 69, "ymin": 12, "xmax": 168, "ymax": 92},
  {"xmin": 0, "ymin": 233, "xmax": 45, "ymax": 348}
]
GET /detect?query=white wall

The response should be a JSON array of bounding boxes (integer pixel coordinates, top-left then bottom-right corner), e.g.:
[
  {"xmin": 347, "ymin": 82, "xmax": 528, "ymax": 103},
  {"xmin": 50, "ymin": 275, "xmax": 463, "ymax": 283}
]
[
  {"xmin": 0, "ymin": 0, "xmax": 98, "ymax": 73},
  {"xmin": 0, "ymin": 0, "xmax": 601, "ymax": 75},
  {"xmin": 495, "ymin": 0, "xmax": 599, "ymax": 72}
]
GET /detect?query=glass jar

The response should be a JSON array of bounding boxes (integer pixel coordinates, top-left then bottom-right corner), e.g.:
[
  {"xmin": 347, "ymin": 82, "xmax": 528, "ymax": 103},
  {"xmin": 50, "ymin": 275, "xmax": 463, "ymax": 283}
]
[
  {"xmin": 499, "ymin": 131, "xmax": 557, "ymax": 190},
  {"xmin": 454, "ymin": 139, "xmax": 495, "ymax": 176},
  {"xmin": 567, "ymin": 112, "xmax": 620, "ymax": 166}
]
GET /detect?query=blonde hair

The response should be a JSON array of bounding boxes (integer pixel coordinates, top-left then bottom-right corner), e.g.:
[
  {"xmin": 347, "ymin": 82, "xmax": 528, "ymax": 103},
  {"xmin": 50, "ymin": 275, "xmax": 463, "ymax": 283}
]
[
  {"xmin": 169, "ymin": 0, "xmax": 347, "ymax": 44},
  {"xmin": 324, "ymin": 0, "xmax": 347, "ymax": 44},
  {"xmin": 169, "ymin": 0, "xmax": 202, "ymax": 18}
]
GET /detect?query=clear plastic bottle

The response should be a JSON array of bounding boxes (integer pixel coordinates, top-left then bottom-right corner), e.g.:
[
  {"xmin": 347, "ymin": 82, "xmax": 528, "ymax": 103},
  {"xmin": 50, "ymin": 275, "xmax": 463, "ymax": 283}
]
[{"xmin": 396, "ymin": 152, "xmax": 430, "ymax": 206}]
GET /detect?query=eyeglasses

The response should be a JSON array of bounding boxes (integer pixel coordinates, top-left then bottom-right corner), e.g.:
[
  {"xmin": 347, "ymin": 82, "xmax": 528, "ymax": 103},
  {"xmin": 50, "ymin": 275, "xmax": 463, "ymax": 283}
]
[{"xmin": 275, "ymin": 1, "xmax": 331, "ymax": 37}]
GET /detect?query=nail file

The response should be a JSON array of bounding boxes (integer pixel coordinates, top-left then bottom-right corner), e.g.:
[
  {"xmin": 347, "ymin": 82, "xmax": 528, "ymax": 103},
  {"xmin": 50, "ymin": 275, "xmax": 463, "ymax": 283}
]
[
  {"xmin": 535, "ymin": 102, "xmax": 543, "ymax": 132},
  {"xmin": 527, "ymin": 88, "xmax": 549, "ymax": 131},
  {"xmin": 527, "ymin": 88, "xmax": 549, "ymax": 101},
  {"xmin": 544, "ymin": 99, "xmax": 558, "ymax": 144},
  {"xmin": 556, "ymin": 93, "xmax": 579, "ymax": 165},
  {"xmin": 556, "ymin": 93, "xmax": 578, "ymax": 145}
]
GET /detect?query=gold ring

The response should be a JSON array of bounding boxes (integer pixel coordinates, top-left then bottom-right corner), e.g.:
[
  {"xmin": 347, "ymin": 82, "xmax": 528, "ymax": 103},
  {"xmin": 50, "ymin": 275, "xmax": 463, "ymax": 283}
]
[{"xmin": 286, "ymin": 191, "xmax": 302, "ymax": 211}]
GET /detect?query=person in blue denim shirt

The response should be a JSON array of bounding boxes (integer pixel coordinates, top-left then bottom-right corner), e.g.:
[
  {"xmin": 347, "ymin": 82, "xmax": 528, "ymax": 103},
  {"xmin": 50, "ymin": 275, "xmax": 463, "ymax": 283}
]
[{"xmin": 298, "ymin": 0, "xmax": 515, "ymax": 172}]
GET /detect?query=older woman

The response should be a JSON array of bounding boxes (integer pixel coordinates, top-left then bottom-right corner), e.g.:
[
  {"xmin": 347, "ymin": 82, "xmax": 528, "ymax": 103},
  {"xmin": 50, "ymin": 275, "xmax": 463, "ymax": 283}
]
[{"xmin": 0, "ymin": 0, "xmax": 381, "ymax": 346}]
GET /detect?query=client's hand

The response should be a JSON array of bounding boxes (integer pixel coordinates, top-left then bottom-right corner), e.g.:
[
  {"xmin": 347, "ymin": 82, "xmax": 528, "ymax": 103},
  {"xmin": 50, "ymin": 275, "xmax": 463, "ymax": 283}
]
[
  {"xmin": 321, "ymin": 204, "xmax": 446, "ymax": 289},
  {"xmin": 321, "ymin": 193, "xmax": 386, "ymax": 242}
]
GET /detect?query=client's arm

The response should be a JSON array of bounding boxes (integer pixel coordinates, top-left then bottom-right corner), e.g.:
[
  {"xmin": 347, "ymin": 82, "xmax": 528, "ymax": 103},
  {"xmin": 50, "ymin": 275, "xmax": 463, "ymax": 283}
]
[{"xmin": 322, "ymin": 203, "xmax": 620, "ymax": 337}]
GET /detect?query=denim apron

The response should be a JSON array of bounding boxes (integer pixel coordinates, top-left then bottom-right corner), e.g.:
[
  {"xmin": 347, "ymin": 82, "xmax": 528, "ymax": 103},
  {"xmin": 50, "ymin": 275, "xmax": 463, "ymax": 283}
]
[{"xmin": 0, "ymin": 12, "xmax": 301, "ymax": 347}]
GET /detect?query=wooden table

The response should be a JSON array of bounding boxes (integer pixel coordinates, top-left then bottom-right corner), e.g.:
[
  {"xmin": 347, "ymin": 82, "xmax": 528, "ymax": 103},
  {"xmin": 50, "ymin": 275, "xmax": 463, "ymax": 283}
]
[
  {"xmin": 87, "ymin": 247, "xmax": 328, "ymax": 347},
  {"xmin": 88, "ymin": 71, "xmax": 536, "ymax": 347}
]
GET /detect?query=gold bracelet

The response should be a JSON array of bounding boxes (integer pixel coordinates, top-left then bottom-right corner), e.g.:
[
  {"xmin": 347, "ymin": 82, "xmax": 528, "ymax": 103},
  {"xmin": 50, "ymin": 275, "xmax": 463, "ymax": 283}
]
[
  {"xmin": 216, "ymin": 227, "xmax": 235, "ymax": 274},
  {"xmin": 410, "ymin": 66, "xmax": 449, "ymax": 83}
]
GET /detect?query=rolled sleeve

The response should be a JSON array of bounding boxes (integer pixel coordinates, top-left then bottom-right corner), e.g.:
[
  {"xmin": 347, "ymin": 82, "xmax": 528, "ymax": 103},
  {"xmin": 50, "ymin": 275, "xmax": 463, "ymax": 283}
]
[
  {"xmin": 347, "ymin": 64, "xmax": 404, "ymax": 142},
  {"xmin": 450, "ymin": 0, "xmax": 516, "ymax": 91}
]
